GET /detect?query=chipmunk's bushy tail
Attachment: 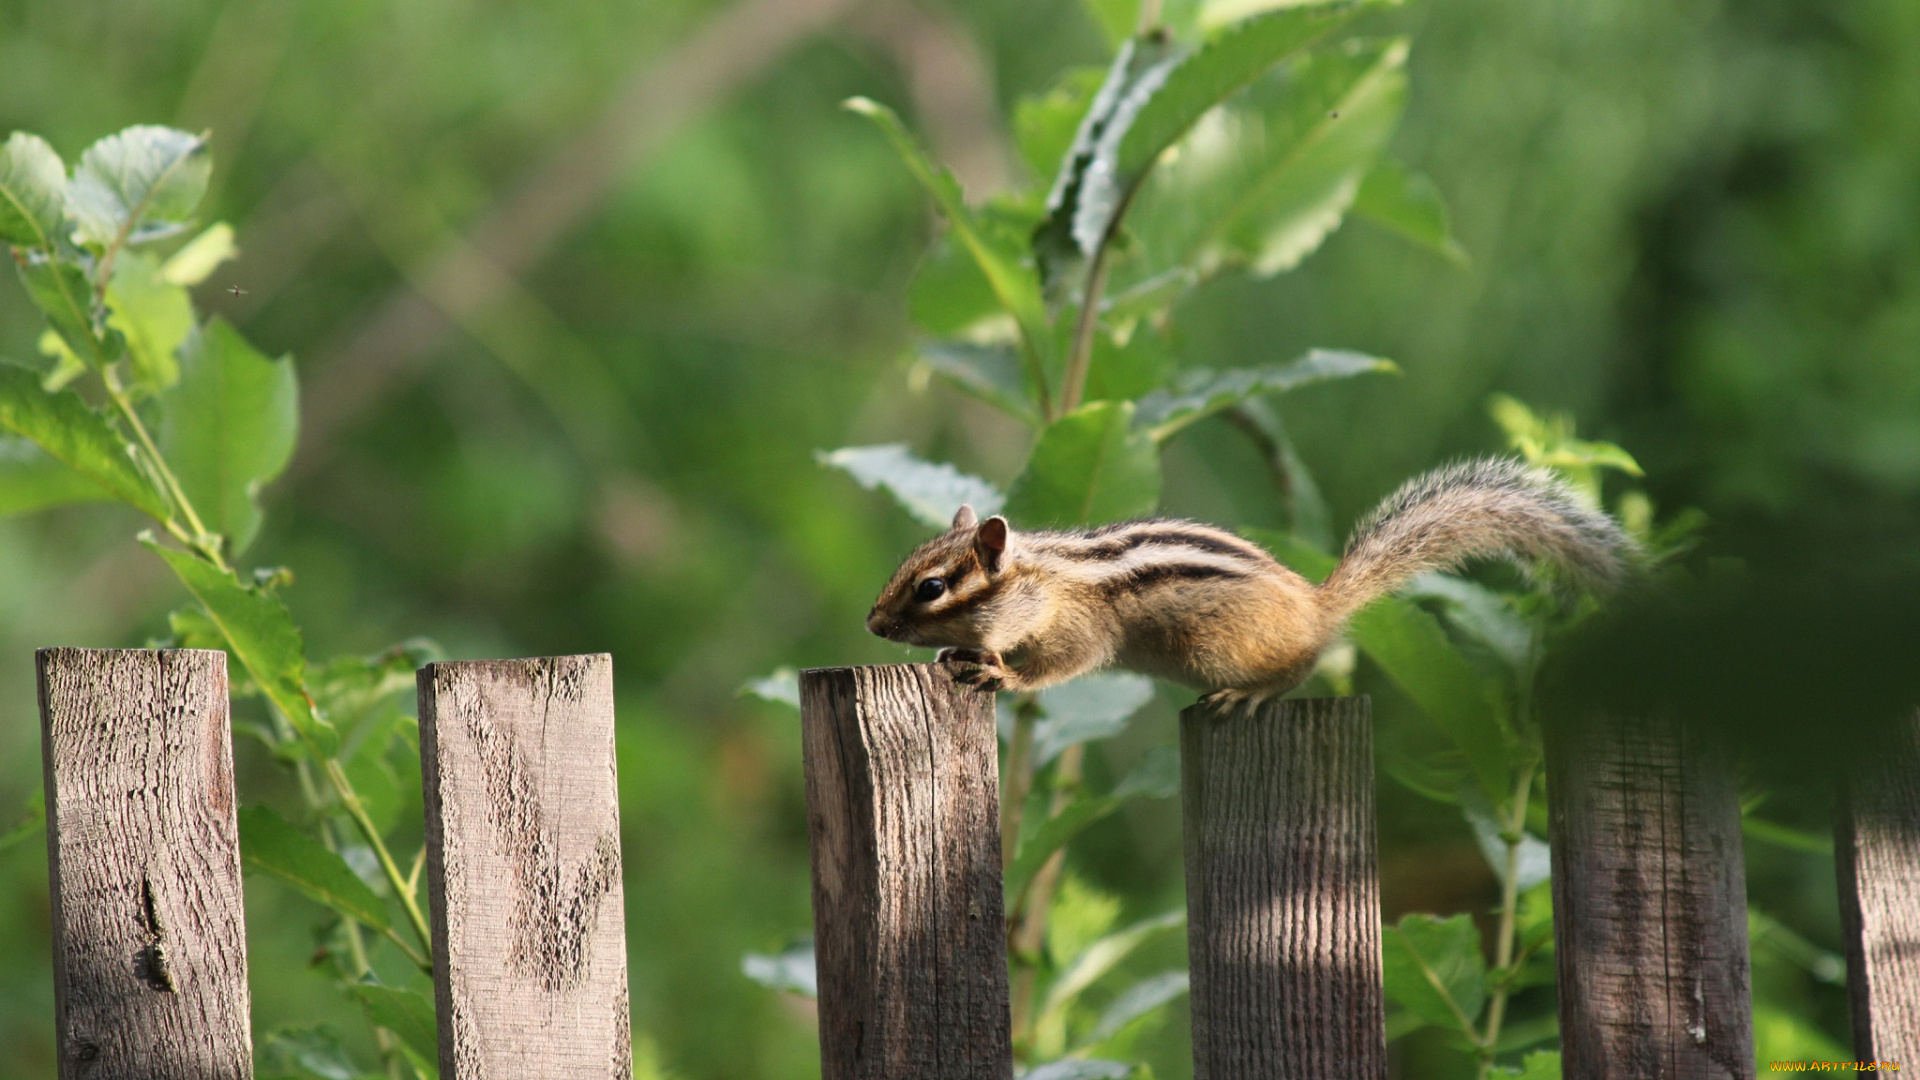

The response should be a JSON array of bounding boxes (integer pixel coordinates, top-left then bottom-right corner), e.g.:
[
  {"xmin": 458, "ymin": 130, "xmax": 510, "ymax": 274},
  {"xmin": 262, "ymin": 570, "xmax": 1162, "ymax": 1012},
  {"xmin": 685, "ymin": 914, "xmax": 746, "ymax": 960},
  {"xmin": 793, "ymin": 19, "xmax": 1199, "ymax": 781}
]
[{"xmin": 1315, "ymin": 458, "xmax": 1634, "ymax": 625}]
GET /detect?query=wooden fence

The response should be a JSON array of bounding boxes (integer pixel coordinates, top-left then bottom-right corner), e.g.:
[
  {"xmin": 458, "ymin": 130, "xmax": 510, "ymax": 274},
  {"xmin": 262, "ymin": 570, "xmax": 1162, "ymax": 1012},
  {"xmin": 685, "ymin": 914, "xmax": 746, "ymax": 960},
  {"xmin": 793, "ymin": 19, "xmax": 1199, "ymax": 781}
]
[{"xmin": 29, "ymin": 651, "xmax": 1920, "ymax": 1078}]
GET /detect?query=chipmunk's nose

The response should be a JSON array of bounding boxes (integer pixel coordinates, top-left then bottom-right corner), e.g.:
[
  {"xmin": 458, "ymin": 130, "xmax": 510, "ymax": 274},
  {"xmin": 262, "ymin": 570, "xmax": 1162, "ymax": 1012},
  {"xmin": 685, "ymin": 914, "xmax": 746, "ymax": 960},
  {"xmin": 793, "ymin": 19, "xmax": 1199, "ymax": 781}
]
[{"xmin": 866, "ymin": 608, "xmax": 894, "ymax": 639}]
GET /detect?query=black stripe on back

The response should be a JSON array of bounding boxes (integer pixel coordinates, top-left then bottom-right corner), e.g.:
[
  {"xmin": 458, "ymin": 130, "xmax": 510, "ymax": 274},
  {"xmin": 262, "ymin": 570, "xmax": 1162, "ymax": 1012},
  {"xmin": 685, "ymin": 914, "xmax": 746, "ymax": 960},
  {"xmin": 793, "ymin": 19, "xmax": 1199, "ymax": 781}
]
[
  {"xmin": 1051, "ymin": 523, "xmax": 1270, "ymax": 564},
  {"xmin": 1099, "ymin": 562, "xmax": 1248, "ymax": 597}
]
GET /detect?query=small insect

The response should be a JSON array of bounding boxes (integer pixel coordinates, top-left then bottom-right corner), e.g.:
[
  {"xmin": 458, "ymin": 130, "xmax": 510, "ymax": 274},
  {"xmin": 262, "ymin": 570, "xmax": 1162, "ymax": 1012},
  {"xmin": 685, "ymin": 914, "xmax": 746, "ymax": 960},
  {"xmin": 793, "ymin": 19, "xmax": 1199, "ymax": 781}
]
[{"xmin": 227, "ymin": 285, "xmax": 248, "ymax": 297}]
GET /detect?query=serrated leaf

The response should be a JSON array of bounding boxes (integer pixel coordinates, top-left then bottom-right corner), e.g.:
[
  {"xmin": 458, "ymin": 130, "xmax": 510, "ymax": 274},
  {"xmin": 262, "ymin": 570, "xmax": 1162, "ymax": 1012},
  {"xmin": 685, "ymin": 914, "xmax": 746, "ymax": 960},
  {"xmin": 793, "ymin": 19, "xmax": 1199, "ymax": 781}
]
[
  {"xmin": 1040, "ymin": 909, "xmax": 1186, "ymax": 1027},
  {"xmin": 349, "ymin": 984, "xmax": 438, "ymax": 1067},
  {"xmin": 846, "ymin": 98, "xmax": 1054, "ymax": 410},
  {"xmin": 106, "ymin": 252, "xmax": 191, "ymax": 392},
  {"xmin": 1135, "ymin": 36, "xmax": 1408, "ymax": 279},
  {"xmin": 239, "ymin": 805, "xmax": 389, "ymax": 931},
  {"xmin": 162, "ymin": 221, "xmax": 238, "ymax": 286},
  {"xmin": 1082, "ymin": 970, "xmax": 1189, "ymax": 1047},
  {"xmin": 1354, "ymin": 157, "xmax": 1467, "ymax": 264},
  {"xmin": 0, "ymin": 132, "xmax": 68, "ymax": 250},
  {"xmin": 0, "ymin": 436, "xmax": 115, "ymax": 515},
  {"xmin": 67, "ymin": 126, "xmax": 210, "ymax": 249},
  {"xmin": 1020, "ymin": 1062, "xmax": 1133, "ymax": 1080},
  {"xmin": 817, "ymin": 444, "xmax": 1004, "ymax": 528},
  {"xmin": 1034, "ymin": 33, "xmax": 1185, "ymax": 306},
  {"xmin": 143, "ymin": 541, "xmax": 335, "ymax": 755},
  {"xmin": 0, "ymin": 362, "xmax": 166, "ymax": 518},
  {"xmin": 16, "ymin": 254, "xmax": 121, "ymax": 368},
  {"xmin": 1135, "ymin": 349, "xmax": 1397, "ymax": 441},
  {"xmin": 160, "ymin": 318, "xmax": 298, "ymax": 553},
  {"xmin": 741, "ymin": 940, "xmax": 817, "ymax": 998},
  {"xmin": 1033, "ymin": 672, "xmax": 1156, "ymax": 765},
  {"xmin": 1382, "ymin": 913, "xmax": 1487, "ymax": 1032},
  {"xmin": 1005, "ymin": 401, "xmax": 1160, "ymax": 526},
  {"xmin": 915, "ymin": 340, "xmax": 1040, "ymax": 425},
  {"xmin": 1064, "ymin": 1, "xmax": 1373, "ymax": 292}
]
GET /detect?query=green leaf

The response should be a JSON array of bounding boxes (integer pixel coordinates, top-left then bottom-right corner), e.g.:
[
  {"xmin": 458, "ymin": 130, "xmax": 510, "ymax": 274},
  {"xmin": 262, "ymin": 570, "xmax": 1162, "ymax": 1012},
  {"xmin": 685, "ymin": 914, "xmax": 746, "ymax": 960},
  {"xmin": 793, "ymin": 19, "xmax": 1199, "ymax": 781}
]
[
  {"xmin": 1014, "ymin": 67, "xmax": 1109, "ymax": 181},
  {"xmin": 1350, "ymin": 596, "xmax": 1514, "ymax": 803},
  {"xmin": 160, "ymin": 318, "xmax": 298, "ymax": 553},
  {"xmin": 1006, "ymin": 749, "xmax": 1178, "ymax": 903},
  {"xmin": 741, "ymin": 940, "xmax": 817, "ymax": 998},
  {"xmin": 1033, "ymin": 33, "xmax": 1186, "ymax": 306},
  {"xmin": 38, "ymin": 329, "xmax": 88, "ymax": 391},
  {"xmin": 1033, "ymin": 672, "xmax": 1156, "ymax": 765},
  {"xmin": 817, "ymin": 444, "xmax": 1004, "ymax": 528},
  {"xmin": 1005, "ymin": 401, "xmax": 1161, "ymax": 526},
  {"xmin": 264, "ymin": 1023, "xmax": 375, "ymax": 1080},
  {"xmin": 1020, "ymin": 1062, "xmax": 1133, "ymax": 1080},
  {"xmin": 66, "ymin": 126, "xmax": 211, "ymax": 249},
  {"xmin": 143, "ymin": 540, "xmax": 336, "ymax": 755},
  {"xmin": 1497, "ymin": 1051, "xmax": 1562, "ymax": 1080},
  {"xmin": 845, "ymin": 98, "xmax": 1054, "ymax": 409},
  {"xmin": 349, "ymin": 984, "xmax": 438, "ymax": 1067},
  {"xmin": 1353, "ymin": 157, "xmax": 1467, "ymax": 265},
  {"xmin": 1039, "ymin": 909, "xmax": 1186, "ymax": 1027},
  {"xmin": 908, "ymin": 236, "xmax": 1003, "ymax": 337},
  {"xmin": 1134, "ymin": 348, "xmax": 1397, "ymax": 441},
  {"xmin": 1082, "ymin": 970, "xmax": 1189, "ymax": 1048},
  {"xmin": 1099, "ymin": 267, "xmax": 1198, "ymax": 329},
  {"xmin": 1400, "ymin": 573, "xmax": 1532, "ymax": 675},
  {"xmin": 739, "ymin": 666, "xmax": 800, "ymax": 710},
  {"xmin": 1381, "ymin": 913, "xmax": 1487, "ymax": 1032},
  {"xmin": 16, "ymin": 254, "xmax": 121, "ymax": 368},
  {"xmin": 914, "ymin": 340, "xmax": 1041, "ymax": 425},
  {"xmin": 106, "ymin": 252, "xmax": 192, "ymax": 393},
  {"xmin": 1487, "ymin": 394, "xmax": 1643, "ymax": 500},
  {"xmin": 0, "ymin": 362, "xmax": 167, "ymax": 518},
  {"xmin": 1079, "ymin": 0, "xmax": 1138, "ymax": 47},
  {"xmin": 1135, "ymin": 36, "xmax": 1409, "ymax": 278},
  {"xmin": 238, "ymin": 805, "xmax": 389, "ymax": 931},
  {"xmin": 161, "ymin": 221, "xmax": 238, "ymax": 286},
  {"xmin": 0, "ymin": 131, "xmax": 68, "ymax": 250},
  {"xmin": 0, "ymin": 436, "xmax": 115, "ymax": 515}
]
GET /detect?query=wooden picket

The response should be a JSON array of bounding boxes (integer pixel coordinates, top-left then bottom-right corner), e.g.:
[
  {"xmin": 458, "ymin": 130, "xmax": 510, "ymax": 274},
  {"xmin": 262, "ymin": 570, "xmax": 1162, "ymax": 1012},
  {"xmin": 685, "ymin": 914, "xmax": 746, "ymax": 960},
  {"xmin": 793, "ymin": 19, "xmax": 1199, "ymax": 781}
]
[
  {"xmin": 417, "ymin": 654, "xmax": 633, "ymax": 1078},
  {"xmin": 38, "ymin": 648, "xmax": 254, "ymax": 1080},
  {"xmin": 1834, "ymin": 708, "xmax": 1920, "ymax": 1058},
  {"xmin": 31, "ymin": 651, "xmax": 1920, "ymax": 1074},
  {"xmin": 1180, "ymin": 696, "xmax": 1385, "ymax": 1080},
  {"xmin": 798, "ymin": 664, "xmax": 1012, "ymax": 1080},
  {"xmin": 1544, "ymin": 711, "xmax": 1754, "ymax": 1079}
]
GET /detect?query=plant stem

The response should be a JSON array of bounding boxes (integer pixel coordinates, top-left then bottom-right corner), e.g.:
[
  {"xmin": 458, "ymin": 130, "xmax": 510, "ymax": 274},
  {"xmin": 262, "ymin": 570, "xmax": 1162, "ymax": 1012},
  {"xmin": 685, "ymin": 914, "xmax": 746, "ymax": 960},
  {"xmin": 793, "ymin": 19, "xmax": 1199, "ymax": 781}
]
[
  {"xmin": 1008, "ymin": 742, "xmax": 1087, "ymax": 1050},
  {"xmin": 1002, "ymin": 696, "xmax": 1039, "ymax": 871},
  {"xmin": 1058, "ymin": 241, "xmax": 1115, "ymax": 417},
  {"xmin": 324, "ymin": 757, "xmax": 434, "ymax": 952},
  {"xmin": 101, "ymin": 374, "xmax": 221, "ymax": 562},
  {"xmin": 1476, "ymin": 755, "xmax": 1537, "ymax": 1077}
]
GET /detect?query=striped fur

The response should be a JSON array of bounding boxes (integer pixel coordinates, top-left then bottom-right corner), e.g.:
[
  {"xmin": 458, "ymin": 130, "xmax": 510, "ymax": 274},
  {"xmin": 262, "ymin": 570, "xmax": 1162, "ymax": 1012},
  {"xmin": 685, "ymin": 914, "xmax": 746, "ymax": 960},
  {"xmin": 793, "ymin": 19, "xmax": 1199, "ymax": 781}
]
[{"xmin": 867, "ymin": 459, "xmax": 1634, "ymax": 702}]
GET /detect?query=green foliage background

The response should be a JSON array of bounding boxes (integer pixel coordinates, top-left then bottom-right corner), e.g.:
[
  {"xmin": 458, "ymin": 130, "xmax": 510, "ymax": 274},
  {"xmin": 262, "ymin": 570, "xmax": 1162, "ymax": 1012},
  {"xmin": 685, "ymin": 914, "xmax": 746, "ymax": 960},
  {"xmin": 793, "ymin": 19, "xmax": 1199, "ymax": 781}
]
[{"xmin": 3, "ymin": 0, "xmax": 1915, "ymax": 1074}]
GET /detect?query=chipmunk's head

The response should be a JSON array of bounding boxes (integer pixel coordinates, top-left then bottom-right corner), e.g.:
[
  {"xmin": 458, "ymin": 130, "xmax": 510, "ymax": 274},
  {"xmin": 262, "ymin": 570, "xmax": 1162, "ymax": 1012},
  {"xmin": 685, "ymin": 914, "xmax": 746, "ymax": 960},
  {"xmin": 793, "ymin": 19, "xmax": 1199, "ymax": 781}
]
[{"xmin": 867, "ymin": 504, "xmax": 1010, "ymax": 648}]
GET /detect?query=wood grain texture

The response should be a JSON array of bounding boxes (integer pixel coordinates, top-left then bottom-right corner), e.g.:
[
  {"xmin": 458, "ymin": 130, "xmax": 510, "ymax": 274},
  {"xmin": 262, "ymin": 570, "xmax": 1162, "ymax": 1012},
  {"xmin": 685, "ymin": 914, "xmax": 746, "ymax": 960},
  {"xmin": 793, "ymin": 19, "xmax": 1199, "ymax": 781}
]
[
  {"xmin": 38, "ymin": 647, "xmax": 253, "ymax": 1080},
  {"xmin": 418, "ymin": 655, "xmax": 631, "ymax": 1079},
  {"xmin": 1545, "ymin": 711, "xmax": 1753, "ymax": 1080},
  {"xmin": 1834, "ymin": 708, "xmax": 1920, "ymax": 1059},
  {"xmin": 800, "ymin": 664, "xmax": 1012, "ymax": 1080},
  {"xmin": 1179, "ymin": 696, "xmax": 1385, "ymax": 1080}
]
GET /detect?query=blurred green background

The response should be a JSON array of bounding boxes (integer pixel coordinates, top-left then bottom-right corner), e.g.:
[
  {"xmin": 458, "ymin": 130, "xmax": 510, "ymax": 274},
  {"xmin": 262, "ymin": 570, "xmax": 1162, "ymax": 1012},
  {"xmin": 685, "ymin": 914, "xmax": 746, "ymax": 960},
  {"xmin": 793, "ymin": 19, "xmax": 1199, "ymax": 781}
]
[{"xmin": 3, "ymin": 0, "xmax": 1915, "ymax": 1073}]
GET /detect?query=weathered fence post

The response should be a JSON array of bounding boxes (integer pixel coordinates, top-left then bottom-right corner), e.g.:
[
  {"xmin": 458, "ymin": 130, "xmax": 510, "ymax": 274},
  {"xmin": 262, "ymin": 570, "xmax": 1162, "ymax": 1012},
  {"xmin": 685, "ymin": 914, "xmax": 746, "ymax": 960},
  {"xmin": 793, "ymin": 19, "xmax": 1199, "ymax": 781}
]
[
  {"xmin": 800, "ymin": 664, "xmax": 1012, "ymax": 1080},
  {"xmin": 1834, "ymin": 707, "xmax": 1920, "ymax": 1059},
  {"xmin": 38, "ymin": 647, "xmax": 253, "ymax": 1080},
  {"xmin": 1545, "ymin": 711, "xmax": 1753, "ymax": 1079},
  {"xmin": 417, "ymin": 655, "xmax": 632, "ymax": 1079},
  {"xmin": 1179, "ymin": 695, "xmax": 1386, "ymax": 1080}
]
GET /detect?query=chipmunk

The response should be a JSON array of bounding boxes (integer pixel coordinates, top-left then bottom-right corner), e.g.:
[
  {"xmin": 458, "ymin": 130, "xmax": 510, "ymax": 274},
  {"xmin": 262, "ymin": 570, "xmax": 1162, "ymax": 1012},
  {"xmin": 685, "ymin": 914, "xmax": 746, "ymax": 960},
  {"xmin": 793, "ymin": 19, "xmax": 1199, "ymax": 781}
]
[{"xmin": 866, "ymin": 457, "xmax": 1633, "ymax": 708}]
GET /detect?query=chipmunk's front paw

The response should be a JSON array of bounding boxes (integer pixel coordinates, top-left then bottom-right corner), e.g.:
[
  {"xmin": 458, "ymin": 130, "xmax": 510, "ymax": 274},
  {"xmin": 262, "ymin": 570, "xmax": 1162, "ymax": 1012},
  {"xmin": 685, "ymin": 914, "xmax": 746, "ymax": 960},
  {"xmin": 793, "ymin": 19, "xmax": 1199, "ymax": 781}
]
[
  {"xmin": 1200, "ymin": 686, "xmax": 1271, "ymax": 717},
  {"xmin": 938, "ymin": 649, "xmax": 1013, "ymax": 692}
]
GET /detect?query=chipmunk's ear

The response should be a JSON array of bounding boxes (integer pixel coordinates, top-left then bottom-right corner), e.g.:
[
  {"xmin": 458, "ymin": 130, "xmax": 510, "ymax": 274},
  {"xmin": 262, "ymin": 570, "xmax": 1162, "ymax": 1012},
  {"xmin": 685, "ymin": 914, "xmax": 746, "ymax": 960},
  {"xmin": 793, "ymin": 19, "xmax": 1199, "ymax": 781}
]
[
  {"xmin": 950, "ymin": 504, "xmax": 977, "ymax": 531},
  {"xmin": 975, "ymin": 515, "xmax": 1009, "ymax": 572}
]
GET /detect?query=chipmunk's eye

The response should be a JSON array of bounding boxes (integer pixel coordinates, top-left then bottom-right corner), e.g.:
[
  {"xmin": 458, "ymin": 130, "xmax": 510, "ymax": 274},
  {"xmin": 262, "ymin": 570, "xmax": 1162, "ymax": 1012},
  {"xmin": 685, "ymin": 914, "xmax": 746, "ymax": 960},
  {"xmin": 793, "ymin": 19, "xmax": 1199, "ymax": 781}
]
[{"xmin": 914, "ymin": 578, "xmax": 947, "ymax": 603}]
